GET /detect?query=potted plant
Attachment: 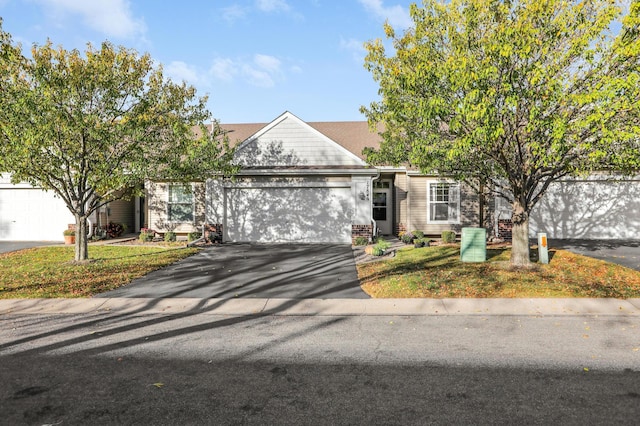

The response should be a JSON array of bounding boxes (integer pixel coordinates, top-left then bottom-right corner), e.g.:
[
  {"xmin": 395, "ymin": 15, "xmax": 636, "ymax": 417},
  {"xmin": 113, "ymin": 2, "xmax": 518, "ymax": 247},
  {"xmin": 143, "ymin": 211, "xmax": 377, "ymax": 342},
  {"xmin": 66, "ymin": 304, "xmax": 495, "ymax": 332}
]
[{"xmin": 63, "ymin": 229, "xmax": 75, "ymax": 245}]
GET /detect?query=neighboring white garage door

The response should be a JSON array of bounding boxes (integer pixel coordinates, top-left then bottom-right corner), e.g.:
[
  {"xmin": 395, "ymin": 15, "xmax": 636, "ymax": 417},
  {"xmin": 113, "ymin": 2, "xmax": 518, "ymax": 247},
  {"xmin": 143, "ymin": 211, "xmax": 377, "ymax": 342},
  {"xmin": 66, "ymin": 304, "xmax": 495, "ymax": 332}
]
[
  {"xmin": 529, "ymin": 179, "xmax": 640, "ymax": 239},
  {"xmin": 0, "ymin": 187, "xmax": 74, "ymax": 241},
  {"xmin": 224, "ymin": 185, "xmax": 353, "ymax": 243}
]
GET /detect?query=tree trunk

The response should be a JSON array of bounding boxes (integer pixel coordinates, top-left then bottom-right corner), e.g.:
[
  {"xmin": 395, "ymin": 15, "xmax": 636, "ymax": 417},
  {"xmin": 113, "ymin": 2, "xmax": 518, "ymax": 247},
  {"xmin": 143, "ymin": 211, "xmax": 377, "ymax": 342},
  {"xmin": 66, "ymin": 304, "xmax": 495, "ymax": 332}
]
[
  {"xmin": 510, "ymin": 201, "xmax": 531, "ymax": 267},
  {"xmin": 74, "ymin": 216, "xmax": 89, "ymax": 262}
]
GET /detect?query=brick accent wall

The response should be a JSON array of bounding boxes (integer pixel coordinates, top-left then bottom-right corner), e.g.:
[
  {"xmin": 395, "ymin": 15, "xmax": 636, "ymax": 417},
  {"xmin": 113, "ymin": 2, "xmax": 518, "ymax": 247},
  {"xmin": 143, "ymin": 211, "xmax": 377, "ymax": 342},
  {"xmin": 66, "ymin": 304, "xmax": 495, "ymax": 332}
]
[
  {"xmin": 352, "ymin": 224, "xmax": 373, "ymax": 244},
  {"xmin": 498, "ymin": 219, "xmax": 513, "ymax": 240},
  {"xmin": 204, "ymin": 223, "xmax": 223, "ymax": 243},
  {"xmin": 395, "ymin": 222, "xmax": 406, "ymax": 236}
]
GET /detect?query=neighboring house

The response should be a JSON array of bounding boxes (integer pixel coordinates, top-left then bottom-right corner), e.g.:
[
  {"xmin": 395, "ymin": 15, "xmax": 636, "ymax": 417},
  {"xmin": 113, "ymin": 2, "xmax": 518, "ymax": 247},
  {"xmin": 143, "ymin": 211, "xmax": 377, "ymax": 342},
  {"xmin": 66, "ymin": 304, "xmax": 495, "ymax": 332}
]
[
  {"xmin": 0, "ymin": 173, "xmax": 138, "ymax": 242},
  {"xmin": 146, "ymin": 111, "xmax": 487, "ymax": 243}
]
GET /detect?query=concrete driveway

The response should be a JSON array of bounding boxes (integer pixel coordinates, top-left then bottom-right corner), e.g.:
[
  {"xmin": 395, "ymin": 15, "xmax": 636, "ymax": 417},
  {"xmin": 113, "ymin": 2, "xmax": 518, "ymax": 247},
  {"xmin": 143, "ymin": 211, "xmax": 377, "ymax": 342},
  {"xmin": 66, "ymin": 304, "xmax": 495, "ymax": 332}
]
[
  {"xmin": 0, "ymin": 241, "xmax": 62, "ymax": 254},
  {"xmin": 96, "ymin": 243, "xmax": 369, "ymax": 299},
  {"xmin": 550, "ymin": 239, "xmax": 640, "ymax": 271}
]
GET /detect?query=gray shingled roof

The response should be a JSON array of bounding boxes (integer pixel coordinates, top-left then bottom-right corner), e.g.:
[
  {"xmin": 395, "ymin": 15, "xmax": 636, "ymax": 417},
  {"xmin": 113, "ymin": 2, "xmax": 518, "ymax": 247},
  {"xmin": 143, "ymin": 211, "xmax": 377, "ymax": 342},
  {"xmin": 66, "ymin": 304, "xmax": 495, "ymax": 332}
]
[{"xmin": 218, "ymin": 120, "xmax": 382, "ymax": 160}]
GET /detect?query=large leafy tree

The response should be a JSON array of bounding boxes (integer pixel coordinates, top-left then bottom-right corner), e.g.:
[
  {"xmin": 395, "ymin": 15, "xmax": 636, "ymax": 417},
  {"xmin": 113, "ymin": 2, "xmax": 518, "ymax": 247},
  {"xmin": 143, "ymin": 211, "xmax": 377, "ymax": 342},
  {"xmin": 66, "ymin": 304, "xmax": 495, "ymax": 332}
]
[
  {"xmin": 0, "ymin": 21, "xmax": 236, "ymax": 261},
  {"xmin": 362, "ymin": 0, "xmax": 640, "ymax": 266}
]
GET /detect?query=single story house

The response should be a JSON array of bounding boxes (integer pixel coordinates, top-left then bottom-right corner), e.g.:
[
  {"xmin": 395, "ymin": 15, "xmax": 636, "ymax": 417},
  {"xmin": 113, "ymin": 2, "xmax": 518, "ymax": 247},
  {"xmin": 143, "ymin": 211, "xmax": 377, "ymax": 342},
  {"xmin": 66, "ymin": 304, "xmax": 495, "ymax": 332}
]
[
  {"xmin": 3, "ymin": 111, "xmax": 638, "ymax": 242},
  {"xmin": 144, "ymin": 111, "xmax": 640, "ymax": 243}
]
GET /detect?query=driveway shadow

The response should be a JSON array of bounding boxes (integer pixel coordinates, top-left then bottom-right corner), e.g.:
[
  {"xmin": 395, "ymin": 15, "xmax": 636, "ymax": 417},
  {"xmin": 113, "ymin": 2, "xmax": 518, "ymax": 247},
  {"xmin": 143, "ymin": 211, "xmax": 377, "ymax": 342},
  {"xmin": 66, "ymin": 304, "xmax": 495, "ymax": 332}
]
[{"xmin": 96, "ymin": 243, "xmax": 369, "ymax": 299}]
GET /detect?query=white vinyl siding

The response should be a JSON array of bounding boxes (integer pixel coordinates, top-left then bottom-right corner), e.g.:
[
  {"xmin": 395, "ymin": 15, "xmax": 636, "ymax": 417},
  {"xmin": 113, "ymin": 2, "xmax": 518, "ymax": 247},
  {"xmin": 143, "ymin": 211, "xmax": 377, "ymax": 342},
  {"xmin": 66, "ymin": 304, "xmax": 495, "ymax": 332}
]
[
  {"xmin": 428, "ymin": 182, "xmax": 460, "ymax": 224},
  {"xmin": 168, "ymin": 184, "xmax": 194, "ymax": 223},
  {"xmin": 234, "ymin": 113, "xmax": 365, "ymax": 167}
]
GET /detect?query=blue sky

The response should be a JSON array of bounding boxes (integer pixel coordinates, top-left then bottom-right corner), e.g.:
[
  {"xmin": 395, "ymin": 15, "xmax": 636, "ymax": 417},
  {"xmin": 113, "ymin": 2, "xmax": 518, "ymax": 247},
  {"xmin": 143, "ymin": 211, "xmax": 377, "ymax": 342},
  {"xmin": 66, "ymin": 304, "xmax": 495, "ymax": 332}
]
[{"xmin": 0, "ymin": 0, "xmax": 415, "ymax": 123}]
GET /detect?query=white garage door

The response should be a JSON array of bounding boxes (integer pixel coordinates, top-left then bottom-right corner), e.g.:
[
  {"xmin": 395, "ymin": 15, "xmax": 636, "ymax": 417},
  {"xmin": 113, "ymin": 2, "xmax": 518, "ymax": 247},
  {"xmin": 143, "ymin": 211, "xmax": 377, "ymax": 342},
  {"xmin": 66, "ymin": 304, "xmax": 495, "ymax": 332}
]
[
  {"xmin": 530, "ymin": 179, "xmax": 640, "ymax": 239},
  {"xmin": 0, "ymin": 188, "xmax": 74, "ymax": 241},
  {"xmin": 224, "ymin": 186, "xmax": 353, "ymax": 243}
]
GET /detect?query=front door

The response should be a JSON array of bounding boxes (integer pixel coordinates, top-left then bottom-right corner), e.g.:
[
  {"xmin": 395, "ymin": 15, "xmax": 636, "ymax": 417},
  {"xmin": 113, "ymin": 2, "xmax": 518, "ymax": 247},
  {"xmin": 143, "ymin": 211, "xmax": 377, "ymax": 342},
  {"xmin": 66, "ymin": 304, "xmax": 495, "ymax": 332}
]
[{"xmin": 373, "ymin": 180, "xmax": 392, "ymax": 235}]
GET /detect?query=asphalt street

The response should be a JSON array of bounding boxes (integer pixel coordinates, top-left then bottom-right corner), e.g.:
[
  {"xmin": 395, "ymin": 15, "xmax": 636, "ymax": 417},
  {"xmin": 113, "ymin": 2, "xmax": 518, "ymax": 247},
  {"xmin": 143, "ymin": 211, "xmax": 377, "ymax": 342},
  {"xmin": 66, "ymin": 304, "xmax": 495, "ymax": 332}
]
[{"xmin": 1, "ymin": 309, "xmax": 639, "ymax": 425}]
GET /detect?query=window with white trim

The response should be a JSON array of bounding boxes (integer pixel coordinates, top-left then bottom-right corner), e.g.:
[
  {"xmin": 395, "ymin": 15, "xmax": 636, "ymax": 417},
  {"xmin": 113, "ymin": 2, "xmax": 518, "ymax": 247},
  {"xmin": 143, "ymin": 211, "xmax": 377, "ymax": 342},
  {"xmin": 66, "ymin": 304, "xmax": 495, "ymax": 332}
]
[
  {"xmin": 427, "ymin": 182, "xmax": 460, "ymax": 223},
  {"xmin": 168, "ymin": 184, "xmax": 194, "ymax": 222}
]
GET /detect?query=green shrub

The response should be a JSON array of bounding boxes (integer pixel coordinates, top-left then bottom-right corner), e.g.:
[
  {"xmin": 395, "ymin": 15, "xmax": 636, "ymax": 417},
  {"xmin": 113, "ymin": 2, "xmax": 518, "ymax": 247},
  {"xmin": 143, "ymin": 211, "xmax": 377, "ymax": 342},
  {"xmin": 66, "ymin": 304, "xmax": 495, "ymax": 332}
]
[
  {"xmin": 400, "ymin": 232, "xmax": 414, "ymax": 244},
  {"xmin": 411, "ymin": 230, "xmax": 425, "ymax": 239},
  {"xmin": 372, "ymin": 247, "xmax": 385, "ymax": 256},
  {"xmin": 353, "ymin": 236, "xmax": 369, "ymax": 246},
  {"xmin": 441, "ymin": 230, "xmax": 456, "ymax": 243},
  {"xmin": 164, "ymin": 231, "xmax": 176, "ymax": 242},
  {"xmin": 420, "ymin": 238, "xmax": 431, "ymax": 247},
  {"xmin": 139, "ymin": 228, "xmax": 155, "ymax": 242},
  {"xmin": 375, "ymin": 237, "xmax": 392, "ymax": 251},
  {"xmin": 413, "ymin": 238, "xmax": 425, "ymax": 248},
  {"xmin": 188, "ymin": 232, "xmax": 202, "ymax": 242},
  {"xmin": 63, "ymin": 229, "xmax": 75, "ymax": 236}
]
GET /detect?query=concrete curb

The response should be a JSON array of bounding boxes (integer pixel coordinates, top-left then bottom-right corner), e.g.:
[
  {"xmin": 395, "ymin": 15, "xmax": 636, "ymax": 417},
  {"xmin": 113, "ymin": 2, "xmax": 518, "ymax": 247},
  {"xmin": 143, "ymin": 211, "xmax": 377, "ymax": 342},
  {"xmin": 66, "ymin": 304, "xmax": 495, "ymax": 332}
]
[{"xmin": 1, "ymin": 298, "xmax": 639, "ymax": 316}]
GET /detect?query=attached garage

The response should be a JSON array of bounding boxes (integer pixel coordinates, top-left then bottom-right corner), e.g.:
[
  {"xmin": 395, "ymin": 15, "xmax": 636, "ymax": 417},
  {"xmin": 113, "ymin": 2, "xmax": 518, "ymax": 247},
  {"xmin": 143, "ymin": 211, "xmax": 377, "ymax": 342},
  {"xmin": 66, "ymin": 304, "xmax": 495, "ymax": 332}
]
[
  {"xmin": 529, "ymin": 177, "xmax": 640, "ymax": 239},
  {"xmin": 148, "ymin": 112, "xmax": 378, "ymax": 243},
  {"xmin": 223, "ymin": 181, "xmax": 354, "ymax": 243},
  {"xmin": 0, "ymin": 180, "xmax": 74, "ymax": 241}
]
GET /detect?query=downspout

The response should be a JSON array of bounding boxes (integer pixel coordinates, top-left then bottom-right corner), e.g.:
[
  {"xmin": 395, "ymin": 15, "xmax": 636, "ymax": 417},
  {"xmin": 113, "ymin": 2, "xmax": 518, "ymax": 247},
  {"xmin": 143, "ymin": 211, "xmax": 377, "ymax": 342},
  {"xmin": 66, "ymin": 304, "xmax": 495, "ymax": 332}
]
[{"xmin": 370, "ymin": 170, "xmax": 380, "ymax": 241}]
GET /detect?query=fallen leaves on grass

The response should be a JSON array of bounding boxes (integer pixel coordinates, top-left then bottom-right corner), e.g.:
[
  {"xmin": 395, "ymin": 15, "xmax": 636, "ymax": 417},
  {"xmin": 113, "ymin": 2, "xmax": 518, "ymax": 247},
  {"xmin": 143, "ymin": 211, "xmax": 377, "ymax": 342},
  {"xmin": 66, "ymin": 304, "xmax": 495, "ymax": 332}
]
[
  {"xmin": 357, "ymin": 246, "xmax": 640, "ymax": 298},
  {"xmin": 0, "ymin": 246, "xmax": 199, "ymax": 298}
]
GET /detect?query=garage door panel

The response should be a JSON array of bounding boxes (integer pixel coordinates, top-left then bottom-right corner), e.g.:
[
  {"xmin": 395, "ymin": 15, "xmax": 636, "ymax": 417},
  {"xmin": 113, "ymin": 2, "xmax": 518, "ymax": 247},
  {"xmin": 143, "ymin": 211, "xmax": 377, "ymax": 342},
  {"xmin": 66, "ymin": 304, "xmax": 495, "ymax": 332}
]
[
  {"xmin": 225, "ymin": 187, "xmax": 353, "ymax": 243},
  {"xmin": 530, "ymin": 180, "xmax": 640, "ymax": 239},
  {"xmin": 0, "ymin": 188, "xmax": 74, "ymax": 241}
]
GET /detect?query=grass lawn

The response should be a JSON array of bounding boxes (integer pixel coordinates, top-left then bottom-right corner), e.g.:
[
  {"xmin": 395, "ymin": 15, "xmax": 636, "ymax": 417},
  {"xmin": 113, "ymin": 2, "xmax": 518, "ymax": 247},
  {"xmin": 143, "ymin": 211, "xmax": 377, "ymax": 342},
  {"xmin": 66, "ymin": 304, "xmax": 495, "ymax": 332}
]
[
  {"xmin": 357, "ymin": 245, "xmax": 640, "ymax": 298},
  {"xmin": 0, "ymin": 245, "xmax": 199, "ymax": 298}
]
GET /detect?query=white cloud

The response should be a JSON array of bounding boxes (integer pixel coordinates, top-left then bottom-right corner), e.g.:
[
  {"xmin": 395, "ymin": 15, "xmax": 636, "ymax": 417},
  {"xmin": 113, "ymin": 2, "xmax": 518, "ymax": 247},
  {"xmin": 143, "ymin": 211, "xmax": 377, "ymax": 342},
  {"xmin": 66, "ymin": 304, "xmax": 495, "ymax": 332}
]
[
  {"xmin": 222, "ymin": 4, "xmax": 248, "ymax": 23},
  {"xmin": 165, "ymin": 61, "xmax": 200, "ymax": 85},
  {"xmin": 340, "ymin": 37, "xmax": 366, "ymax": 62},
  {"xmin": 255, "ymin": 0, "xmax": 290, "ymax": 13},
  {"xmin": 35, "ymin": 0, "xmax": 146, "ymax": 39},
  {"xmin": 254, "ymin": 54, "xmax": 281, "ymax": 73},
  {"xmin": 242, "ymin": 64, "xmax": 274, "ymax": 88},
  {"xmin": 358, "ymin": 0, "xmax": 412, "ymax": 29},
  {"xmin": 210, "ymin": 58, "xmax": 238, "ymax": 81},
  {"xmin": 209, "ymin": 54, "xmax": 292, "ymax": 88}
]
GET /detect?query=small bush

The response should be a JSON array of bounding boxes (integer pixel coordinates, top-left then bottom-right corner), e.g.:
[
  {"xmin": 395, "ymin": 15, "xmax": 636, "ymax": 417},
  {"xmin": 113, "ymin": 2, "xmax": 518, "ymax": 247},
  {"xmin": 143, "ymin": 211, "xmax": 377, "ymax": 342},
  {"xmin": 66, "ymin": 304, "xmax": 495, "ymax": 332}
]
[
  {"xmin": 441, "ymin": 230, "xmax": 456, "ymax": 243},
  {"xmin": 139, "ymin": 228, "xmax": 155, "ymax": 242},
  {"xmin": 411, "ymin": 230, "xmax": 425, "ymax": 239},
  {"xmin": 188, "ymin": 232, "xmax": 202, "ymax": 242},
  {"xmin": 372, "ymin": 247, "xmax": 385, "ymax": 256},
  {"xmin": 375, "ymin": 238, "xmax": 392, "ymax": 251},
  {"xmin": 413, "ymin": 238, "xmax": 432, "ymax": 248},
  {"xmin": 106, "ymin": 222, "xmax": 124, "ymax": 238},
  {"xmin": 353, "ymin": 236, "xmax": 369, "ymax": 246},
  {"xmin": 164, "ymin": 231, "xmax": 176, "ymax": 242},
  {"xmin": 63, "ymin": 229, "xmax": 75, "ymax": 236},
  {"xmin": 400, "ymin": 232, "xmax": 414, "ymax": 244}
]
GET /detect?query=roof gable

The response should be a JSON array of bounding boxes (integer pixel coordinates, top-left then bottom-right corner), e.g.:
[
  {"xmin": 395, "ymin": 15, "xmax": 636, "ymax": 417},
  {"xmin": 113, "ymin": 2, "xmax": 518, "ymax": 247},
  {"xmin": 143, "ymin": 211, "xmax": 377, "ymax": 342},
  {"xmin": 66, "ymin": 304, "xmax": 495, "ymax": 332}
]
[{"xmin": 233, "ymin": 111, "xmax": 368, "ymax": 168}]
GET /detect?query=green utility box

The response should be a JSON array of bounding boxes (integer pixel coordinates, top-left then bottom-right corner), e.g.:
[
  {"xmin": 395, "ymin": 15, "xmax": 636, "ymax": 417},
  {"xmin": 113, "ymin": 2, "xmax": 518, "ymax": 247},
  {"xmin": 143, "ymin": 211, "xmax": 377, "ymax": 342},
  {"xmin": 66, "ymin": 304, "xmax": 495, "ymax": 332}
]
[{"xmin": 460, "ymin": 227, "xmax": 487, "ymax": 262}]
